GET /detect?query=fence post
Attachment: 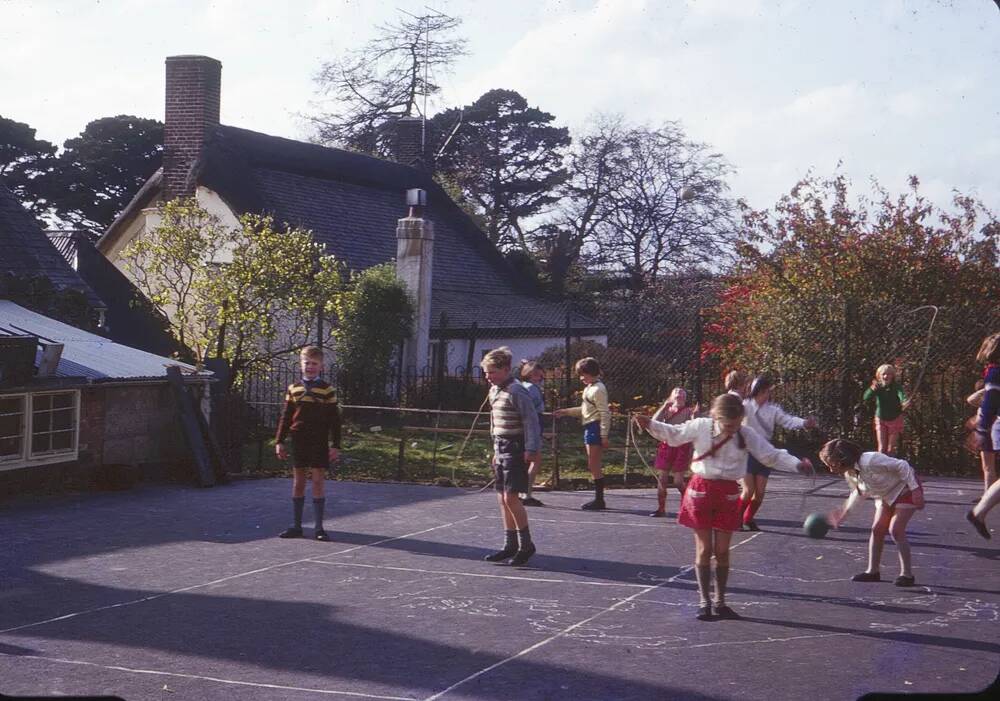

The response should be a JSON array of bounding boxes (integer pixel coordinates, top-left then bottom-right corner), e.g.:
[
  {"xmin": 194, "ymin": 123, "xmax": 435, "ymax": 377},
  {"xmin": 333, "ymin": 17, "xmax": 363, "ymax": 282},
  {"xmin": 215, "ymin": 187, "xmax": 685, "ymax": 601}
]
[
  {"xmin": 564, "ymin": 305, "xmax": 572, "ymax": 405},
  {"xmin": 840, "ymin": 300, "xmax": 854, "ymax": 437},
  {"xmin": 694, "ymin": 309, "xmax": 704, "ymax": 406},
  {"xmin": 465, "ymin": 322, "xmax": 478, "ymax": 380}
]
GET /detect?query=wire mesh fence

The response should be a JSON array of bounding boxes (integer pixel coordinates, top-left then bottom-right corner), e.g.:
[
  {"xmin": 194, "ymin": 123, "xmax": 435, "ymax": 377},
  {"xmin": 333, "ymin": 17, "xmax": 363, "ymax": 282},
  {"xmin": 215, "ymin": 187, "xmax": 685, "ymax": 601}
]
[{"xmin": 214, "ymin": 296, "xmax": 999, "ymax": 481}]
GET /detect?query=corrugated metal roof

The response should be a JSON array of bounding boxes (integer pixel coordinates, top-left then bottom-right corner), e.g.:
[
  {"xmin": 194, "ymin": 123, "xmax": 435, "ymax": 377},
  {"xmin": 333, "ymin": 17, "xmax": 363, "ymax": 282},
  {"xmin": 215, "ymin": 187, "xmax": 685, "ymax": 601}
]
[{"xmin": 0, "ymin": 301, "xmax": 205, "ymax": 381}]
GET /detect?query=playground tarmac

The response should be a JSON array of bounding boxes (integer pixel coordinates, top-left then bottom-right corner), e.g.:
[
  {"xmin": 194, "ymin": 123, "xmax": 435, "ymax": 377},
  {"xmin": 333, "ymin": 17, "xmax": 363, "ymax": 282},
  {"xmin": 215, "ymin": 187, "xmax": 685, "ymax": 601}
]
[{"xmin": 1, "ymin": 475, "xmax": 997, "ymax": 701}]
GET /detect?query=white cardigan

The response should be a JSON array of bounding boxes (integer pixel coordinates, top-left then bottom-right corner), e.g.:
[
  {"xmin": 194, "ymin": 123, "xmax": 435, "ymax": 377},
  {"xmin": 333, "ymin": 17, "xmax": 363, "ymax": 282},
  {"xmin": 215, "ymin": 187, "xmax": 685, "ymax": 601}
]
[
  {"xmin": 644, "ymin": 417, "xmax": 801, "ymax": 481},
  {"xmin": 743, "ymin": 400, "xmax": 806, "ymax": 440},
  {"xmin": 842, "ymin": 452, "xmax": 920, "ymax": 512}
]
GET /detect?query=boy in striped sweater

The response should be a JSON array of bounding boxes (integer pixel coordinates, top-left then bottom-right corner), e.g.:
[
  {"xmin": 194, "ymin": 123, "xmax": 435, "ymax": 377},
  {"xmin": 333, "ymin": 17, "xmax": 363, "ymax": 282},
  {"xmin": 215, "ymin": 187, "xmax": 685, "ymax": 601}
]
[{"xmin": 482, "ymin": 347, "xmax": 542, "ymax": 566}]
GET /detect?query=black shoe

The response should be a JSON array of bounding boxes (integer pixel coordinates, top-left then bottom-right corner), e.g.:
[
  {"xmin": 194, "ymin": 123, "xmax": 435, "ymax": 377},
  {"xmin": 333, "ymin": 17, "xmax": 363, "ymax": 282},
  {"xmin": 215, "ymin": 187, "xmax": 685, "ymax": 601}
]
[
  {"xmin": 745, "ymin": 519, "xmax": 761, "ymax": 532},
  {"xmin": 279, "ymin": 527, "xmax": 304, "ymax": 539},
  {"xmin": 967, "ymin": 511, "xmax": 991, "ymax": 540},
  {"xmin": 851, "ymin": 571, "xmax": 881, "ymax": 582},
  {"xmin": 509, "ymin": 543, "xmax": 537, "ymax": 566},
  {"xmin": 649, "ymin": 510, "xmax": 666, "ymax": 518},
  {"xmin": 483, "ymin": 547, "xmax": 518, "ymax": 562},
  {"xmin": 522, "ymin": 496, "xmax": 544, "ymax": 507},
  {"xmin": 696, "ymin": 605, "xmax": 714, "ymax": 621},
  {"xmin": 714, "ymin": 604, "xmax": 741, "ymax": 620},
  {"xmin": 893, "ymin": 574, "xmax": 915, "ymax": 587},
  {"xmin": 314, "ymin": 529, "xmax": 330, "ymax": 541},
  {"xmin": 581, "ymin": 499, "xmax": 606, "ymax": 511}
]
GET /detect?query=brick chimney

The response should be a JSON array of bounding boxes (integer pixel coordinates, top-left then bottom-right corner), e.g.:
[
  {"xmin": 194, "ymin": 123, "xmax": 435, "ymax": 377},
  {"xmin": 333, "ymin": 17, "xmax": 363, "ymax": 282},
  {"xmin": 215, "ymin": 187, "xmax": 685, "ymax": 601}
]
[
  {"xmin": 392, "ymin": 116, "xmax": 425, "ymax": 168},
  {"xmin": 396, "ymin": 188, "xmax": 434, "ymax": 372},
  {"xmin": 163, "ymin": 55, "xmax": 221, "ymax": 200}
]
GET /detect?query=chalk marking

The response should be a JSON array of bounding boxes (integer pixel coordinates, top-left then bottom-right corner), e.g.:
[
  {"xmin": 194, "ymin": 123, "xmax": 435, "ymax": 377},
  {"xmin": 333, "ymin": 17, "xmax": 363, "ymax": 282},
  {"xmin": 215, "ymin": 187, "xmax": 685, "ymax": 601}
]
[
  {"xmin": 0, "ymin": 516, "xmax": 478, "ymax": 635},
  {"xmin": 424, "ymin": 536, "xmax": 750, "ymax": 700},
  {"xmin": 305, "ymin": 560, "xmax": 656, "ymax": 589},
  {"xmin": 0, "ymin": 651, "xmax": 413, "ymax": 700}
]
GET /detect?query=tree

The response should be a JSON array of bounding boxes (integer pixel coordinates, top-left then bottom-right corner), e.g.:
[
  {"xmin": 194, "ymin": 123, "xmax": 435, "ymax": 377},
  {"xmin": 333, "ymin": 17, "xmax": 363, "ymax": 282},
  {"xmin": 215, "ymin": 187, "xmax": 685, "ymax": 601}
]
[
  {"xmin": 532, "ymin": 115, "xmax": 736, "ymax": 295},
  {"xmin": 309, "ymin": 10, "xmax": 466, "ymax": 156},
  {"xmin": 431, "ymin": 89, "xmax": 570, "ymax": 250},
  {"xmin": 121, "ymin": 199, "xmax": 342, "ymax": 385},
  {"xmin": 707, "ymin": 173, "xmax": 1000, "ymax": 378},
  {"xmin": 332, "ymin": 263, "xmax": 413, "ymax": 403},
  {"xmin": 0, "ymin": 115, "xmax": 57, "ymax": 215},
  {"xmin": 0, "ymin": 273, "xmax": 96, "ymax": 330},
  {"xmin": 47, "ymin": 116, "xmax": 162, "ymax": 233},
  {"xmin": 588, "ymin": 121, "xmax": 736, "ymax": 290}
]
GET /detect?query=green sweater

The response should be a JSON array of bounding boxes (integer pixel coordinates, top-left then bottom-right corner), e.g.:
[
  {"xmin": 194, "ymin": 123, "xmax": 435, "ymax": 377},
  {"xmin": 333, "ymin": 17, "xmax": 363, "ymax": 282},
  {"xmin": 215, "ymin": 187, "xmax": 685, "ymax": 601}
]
[{"xmin": 862, "ymin": 382, "xmax": 906, "ymax": 421}]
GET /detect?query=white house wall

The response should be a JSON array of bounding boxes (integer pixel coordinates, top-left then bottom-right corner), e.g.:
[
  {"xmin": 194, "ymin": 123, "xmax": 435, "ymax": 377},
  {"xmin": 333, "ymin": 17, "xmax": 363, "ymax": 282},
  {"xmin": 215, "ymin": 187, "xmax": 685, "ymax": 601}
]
[{"xmin": 439, "ymin": 335, "xmax": 609, "ymax": 374}]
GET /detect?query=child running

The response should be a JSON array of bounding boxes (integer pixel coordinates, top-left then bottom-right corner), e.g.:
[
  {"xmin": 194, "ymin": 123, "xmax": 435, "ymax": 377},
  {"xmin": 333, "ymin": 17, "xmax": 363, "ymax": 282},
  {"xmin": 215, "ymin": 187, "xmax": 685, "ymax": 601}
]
[
  {"xmin": 650, "ymin": 387, "xmax": 695, "ymax": 517},
  {"xmin": 635, "ymin": 394, "xmax": 812, "ymax": 621},
  {"xmin": 819, "ymin": 439, "xmax": 925, "ymax": 586},
  {"xmin": 740, "ymin": 375, "xmax": 817, "ymax": 531},
  {"xmin": 518, "ymin": 359, "xmax": 547, "ymax": 507},
  {"xmin": 861, "ymin": 364, "xmax": 911, "ymax": 455},
  {"xmin": 967, "ymin": 332, "xmax": 1000, "ymax": 539},
  {"xmin": 554, "ymin": 357, "xmax": 612, "ymax": 511},
  {"xmin": 481, "ymin": 347, "xmax": 542, "ymax": 566}
]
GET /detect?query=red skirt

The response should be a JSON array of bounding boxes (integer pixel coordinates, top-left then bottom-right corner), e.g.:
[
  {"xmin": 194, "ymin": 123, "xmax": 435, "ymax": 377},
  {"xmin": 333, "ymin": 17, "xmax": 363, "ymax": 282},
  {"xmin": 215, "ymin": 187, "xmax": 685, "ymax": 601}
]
[
  {"xmin": 655, "ymin": 441, "xmax": 693, "ymax": 473},
  {"xmin": 678, "ymin": 474, "xmax": 742, "ymax": 531}
]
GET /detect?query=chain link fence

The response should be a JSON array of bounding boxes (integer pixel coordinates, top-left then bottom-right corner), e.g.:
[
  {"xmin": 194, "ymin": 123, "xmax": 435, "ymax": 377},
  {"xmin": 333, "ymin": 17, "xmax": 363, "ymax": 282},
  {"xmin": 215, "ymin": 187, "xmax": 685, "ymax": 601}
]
[{"xmin": 215, "ymin": 292, "xmax": 999, "ymax": 482}]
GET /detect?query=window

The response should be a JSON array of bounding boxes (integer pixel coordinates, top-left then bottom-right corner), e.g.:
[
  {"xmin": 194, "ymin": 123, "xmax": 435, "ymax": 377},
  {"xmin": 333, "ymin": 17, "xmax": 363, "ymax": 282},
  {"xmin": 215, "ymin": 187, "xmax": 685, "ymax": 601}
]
[
  {"xmin": 0, "ymin": 391, "xmax": 79, "ymax": 470},
  {"xmin": 0, "ymin": 395, "xmax": 25, "ymax": 464}
]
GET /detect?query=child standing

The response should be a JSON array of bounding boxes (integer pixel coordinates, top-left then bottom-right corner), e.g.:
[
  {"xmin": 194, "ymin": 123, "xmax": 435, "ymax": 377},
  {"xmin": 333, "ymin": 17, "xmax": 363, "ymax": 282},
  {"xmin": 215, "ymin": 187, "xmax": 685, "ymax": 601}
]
[
  {"xmin": 635, "ymin": 394, "xmax": 812, "ymax": 620},
  {"xmin": 275, "ymin": 346, "xmax": 341, "ymax": 541},
  {"xmin": 819, "ymin": 439, "xmax": 925, "ymax": 586},
  {"xmin": 967, "ymin": 332, "xmax": 1000, "ymax": 539},
  {"xmin": 554, "ymin": 357, "xmax": 611, "ymax": 511},
  {"xmin": 862, "ymin": 364, "xmax": 911, "ymax": 455},
  {"xmin": 482, "ymin": 347, "xmax": 542, "ymax": 566},
  {"xmin": 740, "ymin": 376, "xmax": 817, "ymax": 531},
  {"xmin": 518, "ymin": 359, "xmax": 547, "ymax": 507},
  {"xmin": 650, "ymin": 387, "xmax": 695, "ymax": 517}
]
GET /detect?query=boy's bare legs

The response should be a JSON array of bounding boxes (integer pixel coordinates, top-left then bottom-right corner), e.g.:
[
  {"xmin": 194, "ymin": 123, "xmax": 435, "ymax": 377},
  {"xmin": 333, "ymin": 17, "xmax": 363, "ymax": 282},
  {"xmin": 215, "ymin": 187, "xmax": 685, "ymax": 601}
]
[
  {"xmin": 581, "ymin": 444, "xmax": 606, "ymax": 510},
  {"xmin": 310, "ymin": 468, "xmax": 329, "ymax": 540},
  {"xmin": 279, "ymin": 468, "xmax": 308, "ymax": 538},
  {"xmin": 981, "ymin": 451, "xmax": 997, "ymax": 493},
  {"xmin": 522, "ymin": 459, "xmax": 544, "ymax": 506}
]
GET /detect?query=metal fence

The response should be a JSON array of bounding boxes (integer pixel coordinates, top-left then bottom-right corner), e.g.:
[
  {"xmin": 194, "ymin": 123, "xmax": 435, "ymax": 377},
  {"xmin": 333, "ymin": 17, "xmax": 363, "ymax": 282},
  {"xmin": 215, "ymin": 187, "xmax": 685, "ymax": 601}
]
[{"xmin": 214, "ymin": 296, "xmax": 999, "ymax": 480}]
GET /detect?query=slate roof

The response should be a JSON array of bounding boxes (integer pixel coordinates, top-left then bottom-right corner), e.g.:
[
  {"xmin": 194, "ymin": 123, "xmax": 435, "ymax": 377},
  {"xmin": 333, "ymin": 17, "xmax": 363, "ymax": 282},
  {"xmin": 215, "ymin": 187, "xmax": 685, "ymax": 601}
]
[
  {"xmin": 101, "ymin": 125, "xmax": 602, "ymax": 335},
  {"xmin": 0, "ymin": 180, "xmax": 103, "ymax": 309},
  {"xmin": 0, "ymin": 300, "xmax": 204, "ymax": 382}
]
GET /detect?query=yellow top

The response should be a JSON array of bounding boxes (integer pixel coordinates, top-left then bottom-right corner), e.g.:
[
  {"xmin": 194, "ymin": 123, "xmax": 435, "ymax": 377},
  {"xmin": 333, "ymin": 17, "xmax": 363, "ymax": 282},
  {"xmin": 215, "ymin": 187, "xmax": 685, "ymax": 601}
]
[{"xmin": 563, "ymin": 380, "xmax": 611, "ymax": 438}]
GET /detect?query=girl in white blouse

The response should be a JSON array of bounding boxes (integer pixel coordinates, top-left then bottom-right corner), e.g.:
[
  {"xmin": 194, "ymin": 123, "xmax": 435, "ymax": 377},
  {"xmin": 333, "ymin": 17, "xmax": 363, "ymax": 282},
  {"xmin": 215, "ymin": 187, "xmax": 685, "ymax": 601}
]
[
  {"xmin": 635, "ymin": 393, "xmax": 812, "ymax": 621},
  {"xmin": 819, "ymin": 439, "xmax": 925, "ymax": 587}
]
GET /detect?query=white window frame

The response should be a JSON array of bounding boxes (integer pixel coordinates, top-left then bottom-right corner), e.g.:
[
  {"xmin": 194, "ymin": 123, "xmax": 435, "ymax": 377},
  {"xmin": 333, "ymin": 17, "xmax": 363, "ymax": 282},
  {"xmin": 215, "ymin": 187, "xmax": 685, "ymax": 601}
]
[{"xmin": 0, "ymin": 390, "xmax": 80, "ymax": 471}]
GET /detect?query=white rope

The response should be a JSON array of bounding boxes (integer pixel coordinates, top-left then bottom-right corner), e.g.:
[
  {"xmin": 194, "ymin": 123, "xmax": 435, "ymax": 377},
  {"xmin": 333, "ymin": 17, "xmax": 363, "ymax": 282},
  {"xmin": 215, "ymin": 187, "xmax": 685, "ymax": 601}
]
[{"xmin": 452, "ymin": 394, "xmax": 495, "ymax": 493}]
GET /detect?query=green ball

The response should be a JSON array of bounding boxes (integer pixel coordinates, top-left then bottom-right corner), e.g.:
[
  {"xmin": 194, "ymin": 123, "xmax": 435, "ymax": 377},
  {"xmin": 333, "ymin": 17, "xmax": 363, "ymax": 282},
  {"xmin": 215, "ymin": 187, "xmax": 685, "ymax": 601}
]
[{"xmin": 803, "ymin": 512, "xmax": 830, "ymax": 539}]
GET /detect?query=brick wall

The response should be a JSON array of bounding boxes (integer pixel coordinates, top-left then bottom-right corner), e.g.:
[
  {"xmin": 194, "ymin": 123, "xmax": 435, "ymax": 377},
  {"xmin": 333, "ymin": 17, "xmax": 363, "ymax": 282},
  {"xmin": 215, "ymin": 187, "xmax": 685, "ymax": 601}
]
[{"xmin": 163, "ymin": 55, "xmax": 222, "ymax": 200}]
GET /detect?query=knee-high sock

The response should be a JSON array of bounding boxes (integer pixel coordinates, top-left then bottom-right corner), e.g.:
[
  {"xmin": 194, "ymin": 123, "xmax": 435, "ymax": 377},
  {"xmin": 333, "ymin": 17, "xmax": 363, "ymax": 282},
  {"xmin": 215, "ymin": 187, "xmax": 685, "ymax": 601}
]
[
  {"xmin": 292, "ymin": 496, "xmax": 305, "ymax": 529},
  {"xmin": 695, "ymin": 564, "xmax": 712, "ymax": 606},
  {"xmin": 312, "ymin": 498, "xmax": 325, "ymax": 530},
  {"xmin": 594, "ymin": 477, "xmax": 605, "ymax": 501},
  {"xmin": 715, "ymin": 565, "xmax": 730, "ymax": 605},
  {"xmin": 517, "ymin": 527, "xmax": 533, "ymax": 550}
]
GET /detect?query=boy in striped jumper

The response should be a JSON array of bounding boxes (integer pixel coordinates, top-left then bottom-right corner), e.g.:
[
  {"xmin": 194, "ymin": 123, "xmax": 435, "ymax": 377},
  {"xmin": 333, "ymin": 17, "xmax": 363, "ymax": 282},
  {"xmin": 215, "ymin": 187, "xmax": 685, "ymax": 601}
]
[{"xmin": 482, "ymin": 347, "xmax": 542, "ymax": 566}]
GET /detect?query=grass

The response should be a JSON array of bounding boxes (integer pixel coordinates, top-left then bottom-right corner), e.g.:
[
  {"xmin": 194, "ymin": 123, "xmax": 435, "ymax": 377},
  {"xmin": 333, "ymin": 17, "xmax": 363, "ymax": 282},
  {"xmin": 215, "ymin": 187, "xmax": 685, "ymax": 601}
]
[{"xmin": 237, "ymin": 418, "xmax": 660, "ymax": 489}]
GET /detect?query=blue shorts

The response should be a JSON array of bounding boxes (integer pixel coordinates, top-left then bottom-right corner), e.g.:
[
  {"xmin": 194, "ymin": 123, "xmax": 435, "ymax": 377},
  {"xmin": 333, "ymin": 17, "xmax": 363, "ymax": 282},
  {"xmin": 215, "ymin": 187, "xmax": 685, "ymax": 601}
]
[
  {"xmin": 583, "ymin": 421, "xmax": 602, "ymax": 445},
  {"xmin": 746, "ymin": 454, "xmax": 771, "ymax": 478}
]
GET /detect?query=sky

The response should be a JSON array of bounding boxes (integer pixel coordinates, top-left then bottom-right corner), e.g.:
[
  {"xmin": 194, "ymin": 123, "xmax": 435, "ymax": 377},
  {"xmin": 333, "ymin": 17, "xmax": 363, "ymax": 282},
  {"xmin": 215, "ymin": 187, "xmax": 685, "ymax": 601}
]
[{"xmin": 1, "ymin": 0, "xmax": 998, "ymax": 215}]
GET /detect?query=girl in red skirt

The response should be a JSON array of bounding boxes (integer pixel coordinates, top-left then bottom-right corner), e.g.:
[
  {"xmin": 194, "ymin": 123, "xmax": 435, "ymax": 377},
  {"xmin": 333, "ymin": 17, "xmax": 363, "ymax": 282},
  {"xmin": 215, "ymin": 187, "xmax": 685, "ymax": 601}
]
[
  {"xmin": 635, "ymin": 394, "xmax": 812, "ymax": 621},
  {"xmin": 650, "ymin": 387, "xmax": 696, "ymax": 517}
]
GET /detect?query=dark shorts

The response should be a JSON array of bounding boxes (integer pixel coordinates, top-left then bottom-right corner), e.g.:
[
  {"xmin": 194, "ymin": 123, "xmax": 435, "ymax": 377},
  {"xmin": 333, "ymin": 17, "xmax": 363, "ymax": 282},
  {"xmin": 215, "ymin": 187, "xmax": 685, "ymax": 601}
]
[
  {"xmin": 583, "ymin": 421, "xmax": 602, "ymax": 445},
  {"xmin": 746, "ymin": 454, "xmax": 772, "ymax": 478},
  {"xmin": 678, "ymin": 474, "xmax": 742, "ymax": 531},
  {"xmin": 493, "ymin": 436, "xmax": 529, "ymax": 494},
  {"xmin": 291, "ymin": 434, "xmax": 330, "ymax": 470}
]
